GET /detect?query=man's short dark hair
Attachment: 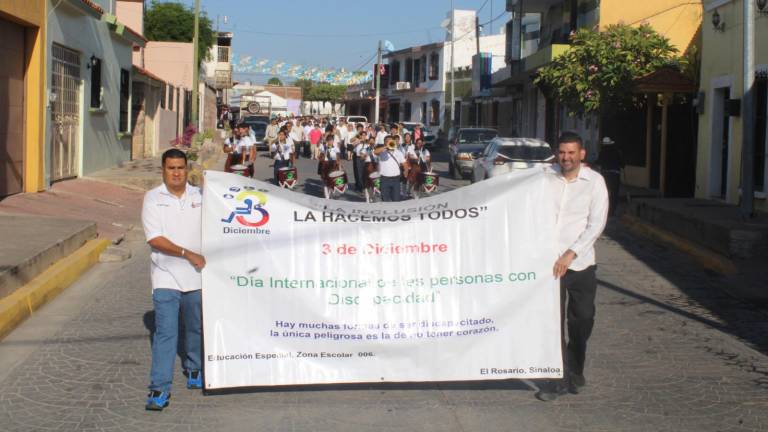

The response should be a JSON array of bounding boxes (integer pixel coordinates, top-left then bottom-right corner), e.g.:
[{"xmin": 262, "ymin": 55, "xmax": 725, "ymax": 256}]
[
  {"xmin": 558, "ymin": 131, "xmax": 583, "ymax": 148},
  {"xmin": 162, "ymin": 148, "xmax": 187, "ymax": 166}
]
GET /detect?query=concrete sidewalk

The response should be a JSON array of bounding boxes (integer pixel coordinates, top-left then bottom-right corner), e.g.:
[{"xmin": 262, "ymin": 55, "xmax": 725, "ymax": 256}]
[{"xmin": 625, "ymin": 198, "xmax": 768, "ymax": 301}]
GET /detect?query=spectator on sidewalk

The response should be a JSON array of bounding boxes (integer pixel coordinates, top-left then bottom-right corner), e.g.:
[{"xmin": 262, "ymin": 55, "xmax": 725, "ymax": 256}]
[
  {"xmin": 596, "ymin": 136, "xmax": 624, "ymax": 217},
  {"xmin": 309, "ymin": 124, "xmax": 323, "ymax": 160},
  {"xmin": 141, "ymin": 148, "xmax": 206, "ymax": 411},
  {"xmin": 536, "ymin": 131, "xmax": 608, "ymax": 402}
]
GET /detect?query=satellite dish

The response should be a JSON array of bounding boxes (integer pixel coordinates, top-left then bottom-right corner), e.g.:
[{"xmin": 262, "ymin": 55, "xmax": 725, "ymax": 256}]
[{"xmin": 247, "ymin": 102, "xmax": 261, "ymax": 113}]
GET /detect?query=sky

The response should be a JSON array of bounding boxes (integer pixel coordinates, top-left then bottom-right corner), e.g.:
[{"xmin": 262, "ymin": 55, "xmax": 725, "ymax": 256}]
[{"xmin": 169, "ymin": 0, "xmax": 510, "ymax": 84}]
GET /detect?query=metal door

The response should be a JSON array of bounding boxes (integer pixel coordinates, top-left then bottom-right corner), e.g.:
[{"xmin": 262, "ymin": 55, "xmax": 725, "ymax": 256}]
[
  {"xmin": 50, "ymin": 44, "xmax": 81, "ymax": 181},
  {"xmin": 0, "ymin": 17, "xmax": 25, "ymax": 197}
]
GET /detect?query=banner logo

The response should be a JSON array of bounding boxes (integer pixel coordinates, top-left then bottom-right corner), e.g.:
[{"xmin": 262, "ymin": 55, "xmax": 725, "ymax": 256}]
[{"xmin": 221, "ymin": 187, "xmax": 270, "ymax": 228}]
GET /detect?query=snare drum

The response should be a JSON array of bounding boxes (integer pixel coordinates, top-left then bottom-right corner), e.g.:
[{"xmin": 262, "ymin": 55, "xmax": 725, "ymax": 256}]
[
  {"xmin": 327, "ymin": 170, "xmax": 348, "ymax": 194},
  {"xmin": 418, "ymin": 171, "xmax": 439, "ymax": 194},
  {"xmin": 278, "ymin": 166, "xmax": 298, "ymax": 189},
  {"xmin": 368, "ymin": 172, "xmax": 381, "ymax": 193},
  {"xmin": 229, "ymin": 164, "xmax": 249, "ymax": 177}
]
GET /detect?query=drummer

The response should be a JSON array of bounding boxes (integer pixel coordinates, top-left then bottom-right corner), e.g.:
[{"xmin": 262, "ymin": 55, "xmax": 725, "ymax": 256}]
[
  {"xmin": 223, "ymin": 123, "xmax": 254, "ymax": 173},
  {"xmin": 406, "ymin": 137, "xmax": 431, "ymax": 196},
  {"xmin": 318, "ymin": 134, "xmax": 342, "ymax": 181},
  {"xmin": 360, "ymin": 136, "xmax": 378, "ymax": 191},
  {"xmin": 272, "ymin": 130, "xmax": 294, "ymax": 184}
]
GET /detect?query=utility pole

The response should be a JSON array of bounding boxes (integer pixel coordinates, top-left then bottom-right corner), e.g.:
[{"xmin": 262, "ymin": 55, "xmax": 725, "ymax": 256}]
[
  {"xmin": 449, "ymin": 2, "xmax": 455, "ymax": 132},
  {"xmin": 190, "ymin": 0, "xmax": 200, "ymax": 130},
  {"xmin": 741, "ymin": 0, "xmax": 755, "ymax": 217},
  {"xmin": 374, "ymin": 40, "xmax": 382, "ymax": 125},
  {"xmin": 475, "ymin": 16, "xmax": 481, "ymax": 55}
]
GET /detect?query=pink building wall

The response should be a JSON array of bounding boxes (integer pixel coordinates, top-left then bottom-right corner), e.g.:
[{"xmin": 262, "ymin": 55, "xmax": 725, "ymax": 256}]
[{"xmin": 144, "ymin": 42, "xmax": 194, "ymax": 89}]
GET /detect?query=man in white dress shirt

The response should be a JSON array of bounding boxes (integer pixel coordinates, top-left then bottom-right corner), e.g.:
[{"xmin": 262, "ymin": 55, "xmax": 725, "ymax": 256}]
[{"xmin": 536, "ymin": 131, "xmax": 609, "ymax": 402}]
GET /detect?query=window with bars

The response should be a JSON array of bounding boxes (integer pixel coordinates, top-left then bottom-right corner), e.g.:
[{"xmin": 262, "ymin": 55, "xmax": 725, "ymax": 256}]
[
  {"xmin": 429, "ymin": 52, "xmax": 439, "ymax": 80},
  {"xmin": 160, "ymin": 84, "xmax": 166, "ymax": 109},
  {"xmin": 217, "ymin": 46, "xmax": 229, "ymax": 62},
  {"xmin": 169, "ymin": 85, "xmax": 175, "ymax": 111},
  {"xmin": 119, "ymin": 69, "xmax": 130, "ymax": 132}
]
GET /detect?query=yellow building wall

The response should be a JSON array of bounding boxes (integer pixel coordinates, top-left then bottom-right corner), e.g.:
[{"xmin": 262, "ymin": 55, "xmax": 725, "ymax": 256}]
[
  {"xmin": 599, "ymin": 0, "xmax": 703, "ymax": 54},
  {"xmin": 0, "ymin": 0, "xmax": 47, "ymax": 193},
  {"xmin": 696, "ymin": 1, "xmax": 768, "ymax": 211}
]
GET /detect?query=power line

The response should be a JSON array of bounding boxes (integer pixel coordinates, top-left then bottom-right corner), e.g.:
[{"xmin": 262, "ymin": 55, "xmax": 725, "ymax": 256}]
[
  {"xmin": 351, "ymin": 51, "xmax": 378, "ymax": 73},
  {"xmin": 477, "ymin": 0, "xmax": 490, "ymax": 14}
]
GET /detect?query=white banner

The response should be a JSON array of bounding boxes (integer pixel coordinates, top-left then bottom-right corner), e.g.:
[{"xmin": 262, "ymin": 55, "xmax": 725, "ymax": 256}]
[{"xmin": 202, "ymin": 169, "xmax": 562, "ymax": 389}]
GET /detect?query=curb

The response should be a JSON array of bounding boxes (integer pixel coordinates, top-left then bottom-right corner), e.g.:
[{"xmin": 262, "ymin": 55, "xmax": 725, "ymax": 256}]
[
  {"xmin": 0, "ymin": 238, "xmax": 110, "ymax": 340},
  {"xmin": 620, "ymin": 214, "xmax": 738, "ymax": 275}
]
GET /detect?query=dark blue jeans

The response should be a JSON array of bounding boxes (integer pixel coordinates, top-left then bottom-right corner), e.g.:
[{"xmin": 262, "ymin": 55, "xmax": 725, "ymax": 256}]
[
  {"xmin": 380, "ymin": 176, "xmax": 401, "ymax": 202},
  {"xmin": 149, "ymin": 289, "xmax": 202, "ymax": 392}
]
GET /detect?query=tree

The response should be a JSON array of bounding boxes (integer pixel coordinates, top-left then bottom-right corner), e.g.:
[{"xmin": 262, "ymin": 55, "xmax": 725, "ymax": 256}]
[
  {"xmin": 144, "ymin": 1, "xmax": 214, "ymax": 65},
  {"xmin": 267, "ymin": 77, "xmax": 283, "ymax": 86},
  {"xmin": 305, "ymin": 83, "xmax": 347, "ymax": 102},
  {"xmin": 534, "ymin": 24, "xmax": 678, "ymax": 114},
  {"xmin": 292, "ymin": 78, "xmax": 314, "ymax": 94}
]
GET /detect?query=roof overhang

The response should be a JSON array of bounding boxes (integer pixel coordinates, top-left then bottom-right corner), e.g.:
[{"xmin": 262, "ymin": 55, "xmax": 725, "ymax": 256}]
[{"xmin": 634, "ymin": 67, "xmax": 697, "ymax": 94}]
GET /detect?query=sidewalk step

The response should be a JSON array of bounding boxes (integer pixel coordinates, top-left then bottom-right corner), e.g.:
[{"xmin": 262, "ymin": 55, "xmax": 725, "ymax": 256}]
[{"xmin": 0, "ymin": 214, "xmax": 97, "ymax": 300}]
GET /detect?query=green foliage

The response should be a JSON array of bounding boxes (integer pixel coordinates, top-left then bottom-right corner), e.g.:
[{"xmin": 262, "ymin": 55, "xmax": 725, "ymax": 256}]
[
  {"xmin": 291, "ymin": 79, "xmax": 346, "ymax": 102},
  {"xmin": 144, "ymin": 1, "xmax": 214, "ymax": 64},
  {"xmin": 534, "ymin": 24, "xmax": 679, "ymax": 114},
  {"xmin": 267, "ymin": 77, "xmax": 283, "ymax": 86}
]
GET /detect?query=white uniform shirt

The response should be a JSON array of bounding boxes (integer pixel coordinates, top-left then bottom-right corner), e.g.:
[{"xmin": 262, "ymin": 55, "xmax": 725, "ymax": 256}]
[
  {"xmin": 407, "ymin": 147, "xmax": 430, "ymax": 163},
  {"xmin": 546, "ymin": 164, "xmax": 609, "ymax": 271},
  {"xmin": 377, "ymin": 149, "xmax": 405, "ymax": 177},
  {"xmin": 142, "ymin": 183, "xmax": 203, "ymax": 292},
  {"xmin": 375, "ymin": 131, "xmax": 388, "ymax": 145},
  {"xmin": 225, "ymin": 135, "xmax": 253, "ymax": 154},
  {"xmin": 272, "ymin": 141, "xmax": 294, "ymax": 160},
  {"xmin": 360, "ymin": 146, "xmax": 377, "ymax": 163},
  {"xmin": 319, "ymin": 143, "xmax": 341, "ymax": 161}
]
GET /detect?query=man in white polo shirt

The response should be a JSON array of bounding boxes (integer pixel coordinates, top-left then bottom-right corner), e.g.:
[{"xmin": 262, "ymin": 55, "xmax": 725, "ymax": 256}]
[
  {"xmin": 535, "ymin": 131, "xmax": 608, "ymax": 402},
  {"xmin": 141, "ymin": 148, "xmax": 206, "ymax": 411}
]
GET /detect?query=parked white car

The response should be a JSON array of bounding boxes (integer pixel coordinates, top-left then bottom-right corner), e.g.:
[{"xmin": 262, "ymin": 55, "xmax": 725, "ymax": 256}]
[{"xmin": 471, "ymin": 137, "xmax": 554, "ymax": 182}]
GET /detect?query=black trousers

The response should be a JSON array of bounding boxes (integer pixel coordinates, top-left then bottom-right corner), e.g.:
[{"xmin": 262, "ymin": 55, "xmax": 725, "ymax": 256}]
[
  {"xmin": 604, "ymin": 172, "xmax": 620, "ymax": 216},
  {"xmin": 560, "ymin": 265, "xmax": 597, "ymax": 377},
  {"xmin": 352, "ymin": 153, "xmax": 361, "ymax": 190}
]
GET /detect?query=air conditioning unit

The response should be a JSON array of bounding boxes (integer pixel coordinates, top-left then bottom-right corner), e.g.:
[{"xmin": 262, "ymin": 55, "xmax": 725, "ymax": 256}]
[{"xmin": 395, "ymin": 81, "xmax": 411, "ymax": 90}]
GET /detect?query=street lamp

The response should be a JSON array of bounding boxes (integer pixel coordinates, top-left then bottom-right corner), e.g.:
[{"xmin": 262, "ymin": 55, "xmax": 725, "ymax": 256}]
[
  {"xmin": 757, "ymin": 0, "xmax": 768, "ymax": 13},
  {"xmin": 712, "ymin": 9, "xmax": 725, "ymax": 32}
]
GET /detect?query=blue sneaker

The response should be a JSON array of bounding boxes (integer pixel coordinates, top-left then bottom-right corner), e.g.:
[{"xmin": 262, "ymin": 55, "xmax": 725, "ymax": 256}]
[
  {"xmin": 187, "ymin": 370, "xmax": 202, "ymax": 389},
  {"xmin": 145, "ymin": 390, "xmax": 170, "ymax": 411}
]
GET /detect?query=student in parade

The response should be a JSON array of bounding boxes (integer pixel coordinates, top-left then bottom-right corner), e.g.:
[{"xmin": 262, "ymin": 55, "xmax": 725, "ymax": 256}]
[
  {"xmin": 142, "ymin": 149, "xmax": 206, "ymax": 411},
  {"xmin": 318, "ymin": 134, "xmax": 344, "ymax": 199},
  {"xmin": 272, "ymin": 130, "xmax": 294, "ymax": 184},
  {"xmin": 223, "ymin": 123, "xmax": 254, "ymax": 175},
  {"xmin": 375, "ymin": 125, "xmax": 388, "ymax": 145},
  {"xmin": 406, "ymin": 137, "xmax": 431, "ymax": 196},
  {"xmin": 374, "ymin": 136, "xmax": 408, "ymax": 202},
  {"xmin": 350, "ymin": 124, "xmax": 367, "ymax": 191},
  {"xmin": 535, "ymin": 131, "xmax": 609, "ymax": 402}
]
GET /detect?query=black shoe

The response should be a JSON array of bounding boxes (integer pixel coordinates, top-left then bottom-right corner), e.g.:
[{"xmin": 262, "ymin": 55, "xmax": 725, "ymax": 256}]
[
  {"xmin": 535, "ymin": 381, "xmax": 568, "ymax": 402},
  {"xmin": 568, "ymin": 374, "xmax": 586, "ymax": 394}
]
